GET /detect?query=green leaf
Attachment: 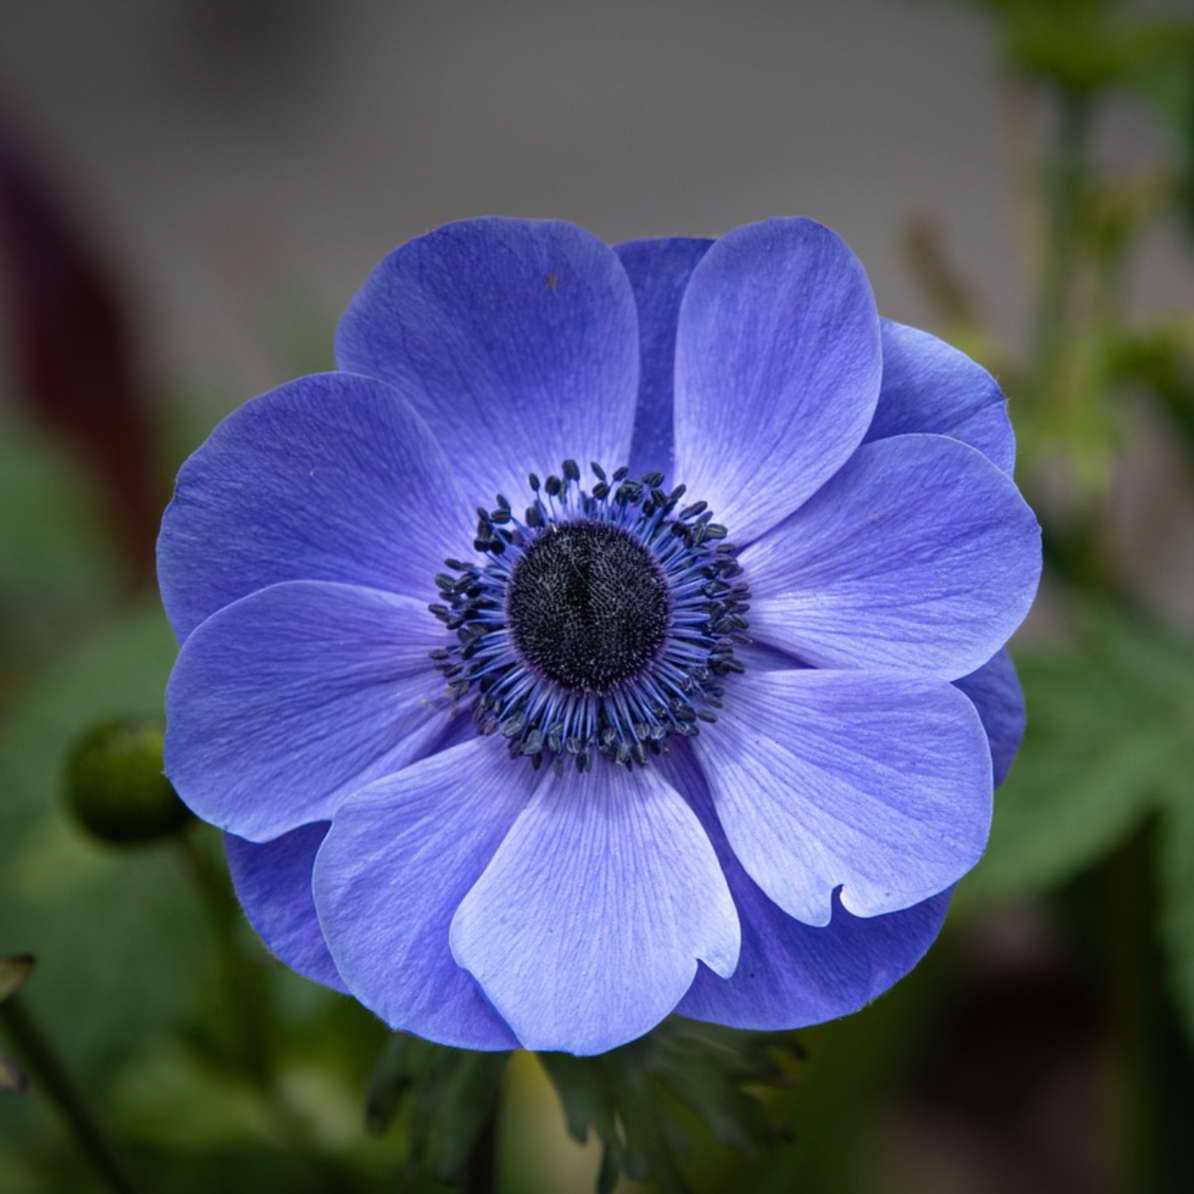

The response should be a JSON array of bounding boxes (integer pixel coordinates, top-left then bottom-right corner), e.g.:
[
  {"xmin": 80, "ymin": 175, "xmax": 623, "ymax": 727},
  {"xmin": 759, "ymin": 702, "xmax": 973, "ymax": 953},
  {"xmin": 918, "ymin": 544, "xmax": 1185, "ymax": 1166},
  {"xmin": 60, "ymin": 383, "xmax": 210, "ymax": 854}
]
[
  {"xmin": 1158, "ymin": 784, "xmax": 1194, "ymax": 1045},
  {"xmin": 539, "ymin": 1019, "xmax": 802, "ymax": 1194},
  {"xmin": 962, "ymin": 609, "xmax": 1194, "ymax": 904},
  {"xmin": 365, "ymin": 1034, "xmax": 510, "ymax": 1185}
]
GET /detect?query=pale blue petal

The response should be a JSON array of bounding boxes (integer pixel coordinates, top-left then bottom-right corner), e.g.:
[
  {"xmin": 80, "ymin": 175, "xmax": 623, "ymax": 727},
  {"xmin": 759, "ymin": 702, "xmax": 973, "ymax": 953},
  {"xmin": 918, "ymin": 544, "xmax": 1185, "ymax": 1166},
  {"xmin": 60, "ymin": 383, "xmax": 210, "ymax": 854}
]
[
  {"xmin": 660, "ymin": 744, "xmax": 952, "ymax": 1030},
  {"xmin": 225, "ymin": 824, "xmax": 345, "ymax": 993},
  {"xmin": 673, "ymin": 218, "xmax": 881, "ymax": 542},
  {"xmin": 158, "ymin": 372, "xmax": 473, "ymax": 644},
  {"xmin": 692, "ymin": 669, "xmax": 992, "ymax": 926},
  {"xmin": 335, "ymin": 217, "xmax": 639, "ymax": 506},
  {"xmin": 744, "ymin": 434, "xmax": 1041, "ymax": 679},
  {"xmin": 313, "ymin": 739, "xmax": 525, "ymax": 1050},
  {"xmin": 954, "ymin": 648, "xmax": 1025, "ymax": 787},
  {"xmin": 165, "ymin": 580, "xmax": 452, "ymax": 842},
  {"xmin": 450, "ymin": 760, "xmax": 739, "ymax": 1055},
  {"xmin": 867, "ymin": 320, "xmax": 1015, "ymax": 475}
]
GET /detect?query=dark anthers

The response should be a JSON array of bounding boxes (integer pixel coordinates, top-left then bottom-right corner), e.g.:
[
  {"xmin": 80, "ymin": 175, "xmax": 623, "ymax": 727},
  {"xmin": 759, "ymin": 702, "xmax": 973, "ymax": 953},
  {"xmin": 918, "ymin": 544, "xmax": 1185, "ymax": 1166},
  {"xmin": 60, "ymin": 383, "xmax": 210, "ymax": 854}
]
[{"xmin": 429, "ymin": 459, "xmax": 751, "ymax": 775}]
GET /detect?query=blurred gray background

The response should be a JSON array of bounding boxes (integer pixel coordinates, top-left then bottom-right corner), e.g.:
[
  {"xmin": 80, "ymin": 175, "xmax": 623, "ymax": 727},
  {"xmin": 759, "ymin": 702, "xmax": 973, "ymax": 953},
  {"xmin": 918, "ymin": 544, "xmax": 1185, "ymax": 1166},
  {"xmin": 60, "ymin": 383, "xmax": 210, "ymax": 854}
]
[{"xmin": 0, "ymin": 0, "xmax": 1184, "ymax": 411}]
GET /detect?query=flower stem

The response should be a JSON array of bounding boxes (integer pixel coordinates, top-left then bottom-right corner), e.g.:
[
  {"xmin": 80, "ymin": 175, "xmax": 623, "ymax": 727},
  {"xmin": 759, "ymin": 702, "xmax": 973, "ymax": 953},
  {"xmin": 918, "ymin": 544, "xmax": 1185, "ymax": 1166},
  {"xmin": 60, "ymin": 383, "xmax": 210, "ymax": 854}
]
[
  {"xmin": 1106, "ymin": 829, "xmax": 1154, "ymax": 1194},
  {"xmin": 175, "ymin": 827, "xmax": 275, "ymax": 1087},
  {"xmin": 1032, "ymin": 86, "xmax": 1090, "ymax": 387},
  {"xmin": 462, "ymin": 1100, "xmax": 500, "ymax": 1194},
  {"xmin": 0, "ymin": 993, "xmax": 143, "ymax": 1194}
]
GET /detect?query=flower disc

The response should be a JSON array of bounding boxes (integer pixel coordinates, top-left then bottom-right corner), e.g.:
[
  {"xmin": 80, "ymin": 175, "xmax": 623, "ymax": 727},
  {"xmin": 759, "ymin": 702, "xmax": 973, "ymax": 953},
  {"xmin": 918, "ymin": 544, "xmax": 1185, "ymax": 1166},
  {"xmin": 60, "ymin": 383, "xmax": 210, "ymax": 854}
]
[{"xmin": 507, "ymin": 520, "xmax": 670, "ymax": 693}]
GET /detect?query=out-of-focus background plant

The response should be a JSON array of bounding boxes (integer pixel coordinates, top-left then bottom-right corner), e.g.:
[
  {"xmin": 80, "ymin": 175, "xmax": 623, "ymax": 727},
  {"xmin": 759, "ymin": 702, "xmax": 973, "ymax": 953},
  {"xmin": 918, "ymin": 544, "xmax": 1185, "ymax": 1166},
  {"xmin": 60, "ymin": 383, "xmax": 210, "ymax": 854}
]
[{"xmin": 1, "ymin": 1, "xmax": 1192, "ymax": 1191}]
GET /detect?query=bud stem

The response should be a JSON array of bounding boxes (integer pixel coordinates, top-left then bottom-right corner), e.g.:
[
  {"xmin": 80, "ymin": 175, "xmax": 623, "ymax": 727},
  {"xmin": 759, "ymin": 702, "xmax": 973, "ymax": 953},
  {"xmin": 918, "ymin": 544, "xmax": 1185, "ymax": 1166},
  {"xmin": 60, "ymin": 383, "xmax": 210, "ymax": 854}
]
[{"xmin": 0, "ymin": 993, "xmax": 144, "ymax": 1194}]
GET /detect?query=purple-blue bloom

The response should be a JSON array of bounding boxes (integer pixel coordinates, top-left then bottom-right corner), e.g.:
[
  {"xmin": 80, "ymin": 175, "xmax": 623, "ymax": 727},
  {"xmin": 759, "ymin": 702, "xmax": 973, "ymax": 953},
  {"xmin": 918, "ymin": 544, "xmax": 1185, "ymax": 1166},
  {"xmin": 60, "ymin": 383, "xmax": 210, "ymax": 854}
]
[{"xmin": 159, "ymin": 217, "xmax": 1041, "ymax": 1056}]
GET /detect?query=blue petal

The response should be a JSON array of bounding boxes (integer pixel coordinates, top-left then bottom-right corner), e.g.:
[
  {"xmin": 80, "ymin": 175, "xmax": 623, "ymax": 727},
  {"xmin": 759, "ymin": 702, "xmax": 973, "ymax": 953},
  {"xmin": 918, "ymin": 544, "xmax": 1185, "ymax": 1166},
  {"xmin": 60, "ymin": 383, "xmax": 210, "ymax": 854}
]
[
  {"xmin": 157, "ymin": 372, "xmax": 474, "ymax": 644},
  {"xmin": 692, "ymin": 668, "xmax": 992, "ymax": 927},
  {"xmin": 313, "ymin": 739, "xmax": 527, "ymax": 1050},
  {"xmin": 744, "ymin": 434, "xmax": 1041, "ymax": 679},
  {"xmin": 449, "ymin": 758, "xmax": 740, "ymax": 1055},
  {"xmin": 614, "ymin": 237, "xmax": 712, "ymax": 479},
  {"xmin": 659, "ymin": 745, "xmax": 951, "ymax": 1031},
  {"xmin": 866, "ymin": 320, "xmax": 1016, "ymax": 475},
  {"xmin": 165, "ymin": 580, "xmax": 452, "ymax": 842},
  {"xmin": 335, "ymin": 218, "xmax": 640, "ymax": 506},
  {"xmin": 672, "ymin": 218, "xmax": 881, "ymax": 542},
  {"xmin": 954, "ymin": 648, "xmax": 1025, "ymax": 787},
  {"xmin": 225, "ymin": 824, "xmax": 346, "ymax": 993}
]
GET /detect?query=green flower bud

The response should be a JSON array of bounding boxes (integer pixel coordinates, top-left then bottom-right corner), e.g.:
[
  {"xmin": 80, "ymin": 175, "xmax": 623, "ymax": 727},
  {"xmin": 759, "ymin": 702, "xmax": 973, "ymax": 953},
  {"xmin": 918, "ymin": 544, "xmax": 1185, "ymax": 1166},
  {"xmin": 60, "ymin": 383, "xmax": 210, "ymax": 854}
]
[{"xmin": 64, "ymin": 718, "xmax": 191, "ymax": 845}]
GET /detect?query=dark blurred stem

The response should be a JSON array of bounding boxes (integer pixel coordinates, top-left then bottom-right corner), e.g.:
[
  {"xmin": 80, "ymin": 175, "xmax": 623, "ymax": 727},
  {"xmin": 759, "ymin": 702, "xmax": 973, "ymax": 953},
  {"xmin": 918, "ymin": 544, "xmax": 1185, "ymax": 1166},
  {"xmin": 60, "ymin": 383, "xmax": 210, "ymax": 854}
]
[
  {"xmin": 0, "ymin": 994, "xmax": 143, "ymax": 1194},
  {"xmin": 175, "ymin": 828, "xmax": 273, "ymax": 1088},
  {"xmin": 1033, "ymin": 87, "xmax": 1090, "ymax": 385},
  {"xmin": 1032, "ymin": 81, "xmax": 1156, "ymax": 1192},
  {"xmin": 462, "ymin": 1103, "xmax": 500, "ymax": 1194},
  {"xmin": 1031, "ymin": 85, "xmax": 1127, "ymax": 599},
  {"xmin": 1106, "ymin": 830, "xmax": 1152, "ymax": 1194}
]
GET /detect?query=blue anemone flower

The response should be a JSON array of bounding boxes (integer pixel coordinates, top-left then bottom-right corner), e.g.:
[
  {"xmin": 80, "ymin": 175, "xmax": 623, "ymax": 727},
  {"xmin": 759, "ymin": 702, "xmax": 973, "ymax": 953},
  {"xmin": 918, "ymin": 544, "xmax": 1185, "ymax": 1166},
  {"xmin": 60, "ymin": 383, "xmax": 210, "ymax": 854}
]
[{"xmin": 159, "ymin": 217, "xmax": 1041, "ymax": 1056}]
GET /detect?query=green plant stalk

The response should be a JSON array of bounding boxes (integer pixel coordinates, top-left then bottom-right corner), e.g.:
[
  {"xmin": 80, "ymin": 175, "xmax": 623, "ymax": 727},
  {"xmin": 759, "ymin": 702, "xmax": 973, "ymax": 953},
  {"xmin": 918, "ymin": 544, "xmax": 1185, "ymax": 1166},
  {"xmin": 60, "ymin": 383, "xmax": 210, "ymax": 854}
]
[
  {"xmin": 174, "ymin": 829, "xmax": 366, "ymax": 1191},
  {"xmin": 0, "ymin": 994, "xmax": 143, "ymax": 1194},
  {"xmin": 1105, "ymin": 829, "xmax": 1154, "ymax": 1194},
  {"xmin": 1029, "ymin": 75, "xmax": 1162, "ymax": 1194},
  {"xmin": 176, "ymin": 827, "xmax": 274, "ymax": 1088},
  {"xmin": 1033, "ymin": 86, "xmax": 1091, "ymax": 392},
  {"xmin": 462, "ymin": 1103, "xmax": 500, "ymax": 1194},
  {"xmin": 1028, "ymin": 80, "xmax": 1136, "ymax": 604},
  {"xmin": 1035, "ymin": 72, "xmax": 1184, "ymax": 1194}
]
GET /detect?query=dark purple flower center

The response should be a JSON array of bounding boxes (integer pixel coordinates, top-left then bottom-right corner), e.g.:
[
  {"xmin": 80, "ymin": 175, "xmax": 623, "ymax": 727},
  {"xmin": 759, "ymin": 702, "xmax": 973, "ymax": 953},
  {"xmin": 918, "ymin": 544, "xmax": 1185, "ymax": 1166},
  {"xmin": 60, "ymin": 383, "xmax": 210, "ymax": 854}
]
[
  {"xmin": 429, "ymin": 460, "xmax": 750, "ymax": 774},
  {"xmin": 507, "ymin": 521, "xmax": 670, "ymax": 693}
]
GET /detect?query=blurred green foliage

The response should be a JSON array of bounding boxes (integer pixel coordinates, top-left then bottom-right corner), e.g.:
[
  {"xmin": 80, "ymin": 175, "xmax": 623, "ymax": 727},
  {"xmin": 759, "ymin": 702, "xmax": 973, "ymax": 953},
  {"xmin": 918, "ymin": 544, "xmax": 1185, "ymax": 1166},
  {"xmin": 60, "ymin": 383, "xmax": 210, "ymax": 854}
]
[
  {"xmin": 538, "ymin": 1022, "xmax": 802, "ymax": 1193},
  {"xmin": 2, "ymin": 0, "xmax": 1194, "ymax": 1190}
]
